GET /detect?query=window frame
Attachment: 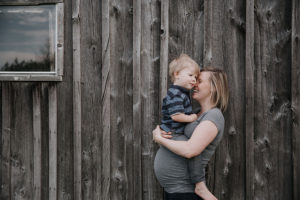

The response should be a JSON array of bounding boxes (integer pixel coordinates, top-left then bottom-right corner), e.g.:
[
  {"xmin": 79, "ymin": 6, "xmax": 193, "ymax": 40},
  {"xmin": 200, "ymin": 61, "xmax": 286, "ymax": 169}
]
[{"xmin": 0, "ymin": 1, "xmax": 64, "ymax": 81}]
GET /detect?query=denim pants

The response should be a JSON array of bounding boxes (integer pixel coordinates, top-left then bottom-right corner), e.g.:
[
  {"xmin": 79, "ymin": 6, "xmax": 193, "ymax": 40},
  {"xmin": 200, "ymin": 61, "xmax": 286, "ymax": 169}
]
[{"xmin": 164, "ymin": 191, "xmax": 203, "ymax": 200}]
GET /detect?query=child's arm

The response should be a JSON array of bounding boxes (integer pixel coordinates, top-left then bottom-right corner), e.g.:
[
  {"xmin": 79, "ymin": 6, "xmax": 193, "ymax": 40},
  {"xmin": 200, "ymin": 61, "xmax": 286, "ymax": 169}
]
[{"xmin": 171, "ymin": 113, "xmax": 198, "ymax": 123}]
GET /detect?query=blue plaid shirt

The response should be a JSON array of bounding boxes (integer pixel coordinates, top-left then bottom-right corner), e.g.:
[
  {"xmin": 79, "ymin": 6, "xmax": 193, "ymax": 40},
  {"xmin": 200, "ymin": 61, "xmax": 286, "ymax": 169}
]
[{"xmin": 160, "ymin": 85, "xmax": 193, "ymax": 133}]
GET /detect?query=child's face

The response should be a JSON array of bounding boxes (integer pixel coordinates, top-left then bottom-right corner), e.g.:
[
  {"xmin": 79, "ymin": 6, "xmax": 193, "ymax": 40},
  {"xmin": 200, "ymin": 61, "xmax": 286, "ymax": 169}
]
[{"xmin": 173, "ymin": 66, "xmax": 198, "ymax": 90}]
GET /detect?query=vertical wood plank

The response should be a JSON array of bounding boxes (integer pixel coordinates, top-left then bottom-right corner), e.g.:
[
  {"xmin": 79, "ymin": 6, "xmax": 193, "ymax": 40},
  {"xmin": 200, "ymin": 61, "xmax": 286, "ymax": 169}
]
[
  {"xmin": 245, "ymin": 0, "xmax": 255, "ymax": 199},
  {"xmin": 72, "ymin": 0, "xmax": 82, "ymax": 200},
  {"xmin": 169, "ymin": 0, "xmax": 204, "ymax": 65},
  {"xmin": 56, "ymin": 1, "xmax": 74, "ymax": 199},
  {"xmin": 80, "ymin": 0, "xmax": 102, "ymax": 199},
  {"xmin": 133, "ymin": 0, "xmax": 142, "ymax": 199},
  {"xmin": 49, "ymin": 85, "xmax": 57, "ymax": 200},
  {"xmin": 33, "ymin": 84, "xmax": 42, "ymax": 200},
  {"xmin": 1, "ymin": 84, "xmax": 11, "ymax": 200},
  {"xmin": 140, "ymin": 0, "xmax": 162, "ymax": 200},
  {"xmin": 109, "ymin": 0, "xmax": 134, "ymax": 199},
  {"xmin": 40, "ymin": 83, "xmax": 49, "ymax": 200},
  {"xmin": 203, "ymin": 1, "xmax": 246, "ymax": 199},
  {"xmin": 253, "ymin": 1, "xmax": 292, "ymax": 199},
  {"xmin": 10, "ymin": 84, "xmax": 34, "ymax": 200},
  {"xmin": 101, "ymin": 0, "xmax": 111, "ymax": 199},
  {"xmin": 159, "ymin": 0, "xmax": 169, "ymax": 111},
  {"xmin": 292, "ymin": 0, "xmax": 300, "ymax": 199},
  {"xmin": 57, "ymin": 3, "xmax": 65, "ymax": 76}
]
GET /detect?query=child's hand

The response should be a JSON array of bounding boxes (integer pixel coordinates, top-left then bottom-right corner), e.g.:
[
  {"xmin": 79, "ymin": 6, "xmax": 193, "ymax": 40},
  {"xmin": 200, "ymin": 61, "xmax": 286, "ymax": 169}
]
[
  {"xmin": 161, "ymin": 130, "xmax": 172, "ymax": 139},
  {"xmin": 190, "ymin": 114, "xmax": 198, "ymax": 121}
]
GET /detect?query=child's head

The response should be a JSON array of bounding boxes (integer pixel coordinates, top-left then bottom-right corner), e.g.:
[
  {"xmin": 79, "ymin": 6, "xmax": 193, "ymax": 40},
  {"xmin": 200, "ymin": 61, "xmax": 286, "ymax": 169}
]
[{"xmin": 169, "ymin": 54, "xmax": 200, "ymax": 89}]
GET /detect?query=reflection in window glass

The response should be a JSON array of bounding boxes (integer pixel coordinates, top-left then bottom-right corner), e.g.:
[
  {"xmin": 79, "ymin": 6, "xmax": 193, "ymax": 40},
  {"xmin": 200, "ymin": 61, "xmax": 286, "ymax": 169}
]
[{"xmin": 0, "ymin": 5, "xmax": 56, "ymax": 72}]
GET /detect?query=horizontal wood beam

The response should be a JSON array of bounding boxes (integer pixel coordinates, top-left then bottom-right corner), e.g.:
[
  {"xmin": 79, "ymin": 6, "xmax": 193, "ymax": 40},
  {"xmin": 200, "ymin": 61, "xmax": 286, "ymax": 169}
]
[
  {"xmin": 0, "ymin": 75, "xmax": 62, "ymax": 82},
  {"xmin": 0, "ymin": 0, "xmax": 63, "ymax": 5}
]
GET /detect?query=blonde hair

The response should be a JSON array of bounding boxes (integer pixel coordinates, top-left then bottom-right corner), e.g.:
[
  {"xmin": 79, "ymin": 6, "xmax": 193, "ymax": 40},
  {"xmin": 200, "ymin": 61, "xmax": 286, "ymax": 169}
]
[
  {"xmin": 169, "ymin": 54, "xmax": 200, "ymax": 82},
  {"xmin": 201, "ymin": 67, "xmax": 229, "ymax": 112}
]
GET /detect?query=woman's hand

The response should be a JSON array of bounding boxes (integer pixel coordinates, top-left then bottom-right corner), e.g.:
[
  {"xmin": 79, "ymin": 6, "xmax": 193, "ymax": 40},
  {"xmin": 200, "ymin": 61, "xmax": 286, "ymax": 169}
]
[{"xmin": 152, "ymin": 125, "xmax": 172, "ymax": 144}]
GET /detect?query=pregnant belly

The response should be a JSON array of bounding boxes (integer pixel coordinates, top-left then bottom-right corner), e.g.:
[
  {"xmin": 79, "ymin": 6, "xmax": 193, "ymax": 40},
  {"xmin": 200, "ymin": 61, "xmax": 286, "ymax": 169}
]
[{"xmin": 154, "ymin": 145, "xmax": 194, "ymax": 193}]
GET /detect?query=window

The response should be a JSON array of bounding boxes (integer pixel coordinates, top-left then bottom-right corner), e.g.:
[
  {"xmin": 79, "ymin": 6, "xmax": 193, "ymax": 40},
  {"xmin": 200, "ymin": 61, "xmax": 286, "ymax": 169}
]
[{"xmin": 0, "ymin": 2, "xmax": 64, "ymax": 81}]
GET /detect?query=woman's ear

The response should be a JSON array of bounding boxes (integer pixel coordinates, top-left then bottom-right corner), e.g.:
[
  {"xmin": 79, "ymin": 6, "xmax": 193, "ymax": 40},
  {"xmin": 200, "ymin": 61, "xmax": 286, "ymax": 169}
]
[{"xmin": 174, "ymin": 71, "xmax": 179, "ymax": 79}]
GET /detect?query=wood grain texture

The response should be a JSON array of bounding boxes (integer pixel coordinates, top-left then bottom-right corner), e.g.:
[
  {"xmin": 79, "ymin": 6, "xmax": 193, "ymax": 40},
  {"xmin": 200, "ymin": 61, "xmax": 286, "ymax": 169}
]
[
  {"xmin": 56, "ymin": 1, "xmax": 74, "ymax": 199},
  {"xmin": 159, "ymin": 0, "xmax": 169, "ymax": 113},
  {"xmin": 10, "ymin": 83, "xmax": 34, "ymax": 200},
  {"xmin": 0, "ymin": 0, "xmax": 63, "ymax": 5},
  {"xmin": 80, "ymin": 0, "xmax": 102, "ymax": 199},
  {"xmin": 57, "ymin": 3, "xmax": 64, "ymax": 76},
  {"xmin": 203, "ymin": 1, "xmax": 246, "ymax": 199},
  {"xmin": 245, "ymin": 0, "xmax": 255, "ymax": 199},
  {"xmin": 101, "ymin": 0, "xmax": 111, "ymax": 200},
  {"xmin": 169, "ymin": 0, "xmax": 203, "ymax": 65},
  {"xmin": 40, "ymin": 83, "xmax": 49, "ymax": 200},
  {"xmin": 253, "ymin": 1, "xmax": 293, "ymax": 199},
  {"xmin": 1, "ymin": 83, "xmax": 12, "ymax": 200},
  {"xmin": 291, "ymin": 0, "xmax": 300, "ymax": 199},
  {"xmin": 132, "ymin": 0, "xmax": 142, "ymax": 199},
  {"xmin": 0, "ymin": 1, "xmax": 298, "ymax": 200},
  {"xmin": 140, "ymin": 0, "xmax": 161, "ymax": 200},
  {"xmin": 109, "ymin": 0, "xmax": 134, "ymax": 199},
  {"xmin": 101, "ymin": 0, "xmax": 111, "ymax": 199},
  {"xmin": 72, "ymin": 0, "xmax": 82, "ymax": 199},
  {"xmin": 33, "ymin": 84, "xmax": 42, "ymax": 200},
  {"xmin": 49, "ymin": 84, "xmax": 57, "ymax": 200}
]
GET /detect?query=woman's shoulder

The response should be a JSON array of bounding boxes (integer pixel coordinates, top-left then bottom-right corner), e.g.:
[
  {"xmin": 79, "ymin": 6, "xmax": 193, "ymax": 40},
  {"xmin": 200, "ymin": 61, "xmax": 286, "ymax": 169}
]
[
  {"xmin": 200, "ymin": 108, "xmax": 224, "ymax": 131},
  {"xmin": 206, "ymin": 108, "xmax": 224, "ymax": 119}
]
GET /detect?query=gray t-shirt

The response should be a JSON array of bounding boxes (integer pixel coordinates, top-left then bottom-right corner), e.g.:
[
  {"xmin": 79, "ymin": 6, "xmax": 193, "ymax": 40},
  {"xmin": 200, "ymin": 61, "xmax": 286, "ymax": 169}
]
[{"xmin": 154, "ymin": 108, "xmax": 224, "ymax": 193}]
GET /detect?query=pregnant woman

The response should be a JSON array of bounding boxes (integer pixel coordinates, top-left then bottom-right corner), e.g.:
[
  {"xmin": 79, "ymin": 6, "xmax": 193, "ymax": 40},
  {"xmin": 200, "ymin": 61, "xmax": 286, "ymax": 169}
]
[{"xmin": 153, "ymin": 67, "xmax": 229, "ymax": 200}]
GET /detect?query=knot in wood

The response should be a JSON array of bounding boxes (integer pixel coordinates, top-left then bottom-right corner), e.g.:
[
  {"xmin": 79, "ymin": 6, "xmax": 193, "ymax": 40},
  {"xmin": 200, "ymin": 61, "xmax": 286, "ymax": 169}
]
[
  {"xmin": 254, "ymin": 171, "xmax": 265, "ymax": 187},
  {"xmin": 117, "ymin": 116, "xmax": 122, "ymax": 126},
  {"xmin": 265, "ymin": 160, "xmax": 272, "ymax": 173},
  {"xmin": 112, "ymin": 5, "xmax": 121, "ymax": 16},
  {"xmin": 113, "ymin": 169, "xmax": 124, "ymax": 184},
  {"xmin": 266, "ymin": 10, "xmax": 272, "ymax": 19},
  {"xmin": 255, "ymin": 136, "xmax": 270, "ymax": 152},
  {"xmin": 228, "ymin": 126, "xmax": 236, "ymax": 136},
  {"xmin": 72, "ymin": 15, "xmax": 80, "ymax": 23},
  {"xmin": 263, "ymin": 69, "xmax": 267, "ymax": 76},
  {"xmin": 128, "ymin": 7, "xmax": 133, "ymax": 15}
]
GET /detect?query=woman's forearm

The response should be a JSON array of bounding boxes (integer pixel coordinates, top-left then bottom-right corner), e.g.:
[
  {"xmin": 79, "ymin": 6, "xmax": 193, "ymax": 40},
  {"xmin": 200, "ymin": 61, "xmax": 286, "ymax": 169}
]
[
  {"xmin": 153, "ymin": 121, "xmax": 218, "ymax": 159},
  {"xmin": 157, "ymin": 137, "xmax": 197, "ymax": 158}
]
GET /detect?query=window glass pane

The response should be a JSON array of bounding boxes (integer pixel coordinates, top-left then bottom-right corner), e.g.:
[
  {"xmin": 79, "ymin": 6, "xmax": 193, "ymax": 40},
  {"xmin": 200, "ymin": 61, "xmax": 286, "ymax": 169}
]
[{"xmin": 0, "ymin": 5, "xmax": 56, "ymax": 72}]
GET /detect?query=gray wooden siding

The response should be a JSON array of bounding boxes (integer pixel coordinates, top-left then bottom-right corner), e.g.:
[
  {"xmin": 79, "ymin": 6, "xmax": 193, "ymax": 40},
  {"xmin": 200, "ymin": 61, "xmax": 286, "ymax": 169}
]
[{"xmin": 1, "ymin": 0, "xmax": 299, "ymax": 200}]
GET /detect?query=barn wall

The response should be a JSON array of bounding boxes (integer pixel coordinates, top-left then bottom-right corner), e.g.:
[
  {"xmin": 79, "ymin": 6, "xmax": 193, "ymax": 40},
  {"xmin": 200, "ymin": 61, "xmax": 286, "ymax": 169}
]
[{"xmin": 0, "ymin": 0, "xmax": 299, "ymax": 200}]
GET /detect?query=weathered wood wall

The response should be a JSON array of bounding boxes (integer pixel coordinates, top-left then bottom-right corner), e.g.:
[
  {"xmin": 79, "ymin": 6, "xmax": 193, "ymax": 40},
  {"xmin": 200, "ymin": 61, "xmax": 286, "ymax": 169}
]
[{"xmin": 1, "ymin": 0, "xmax": 299, "ymax": 199}]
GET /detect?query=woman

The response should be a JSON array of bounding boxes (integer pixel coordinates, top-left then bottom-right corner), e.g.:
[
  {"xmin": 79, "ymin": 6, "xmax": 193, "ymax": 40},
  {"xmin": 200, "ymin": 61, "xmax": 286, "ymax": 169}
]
[{"xmin": 153, "ymin": 67, "xmax": 229, "ymax": 200}]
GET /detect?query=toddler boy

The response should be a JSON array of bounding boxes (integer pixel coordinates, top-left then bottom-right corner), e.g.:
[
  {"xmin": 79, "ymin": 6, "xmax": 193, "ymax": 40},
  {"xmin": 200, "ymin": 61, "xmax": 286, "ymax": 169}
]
[{"xmin": 160, "ymin": 54, "xmax": 199, "ymax": 134}]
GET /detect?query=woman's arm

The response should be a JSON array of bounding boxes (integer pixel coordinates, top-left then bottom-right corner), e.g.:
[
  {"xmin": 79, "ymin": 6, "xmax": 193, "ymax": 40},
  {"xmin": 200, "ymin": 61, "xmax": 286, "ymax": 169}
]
[{"xmin": 153, "ymin": 121, "xmax": 218, "ymax": 158}]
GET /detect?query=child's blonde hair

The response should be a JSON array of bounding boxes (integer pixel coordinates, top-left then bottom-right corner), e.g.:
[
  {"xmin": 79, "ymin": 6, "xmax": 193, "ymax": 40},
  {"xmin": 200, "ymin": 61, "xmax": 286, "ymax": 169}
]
[{"xmin": 169, "ymin": 54, "xmax": 200, "ymax": 82}]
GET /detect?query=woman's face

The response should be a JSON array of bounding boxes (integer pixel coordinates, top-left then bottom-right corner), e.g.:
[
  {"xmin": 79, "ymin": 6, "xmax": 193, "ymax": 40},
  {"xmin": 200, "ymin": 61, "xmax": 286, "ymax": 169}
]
[{"xmin": 192, "ymin": 71, "xmax": 212, "ymax": 102}]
